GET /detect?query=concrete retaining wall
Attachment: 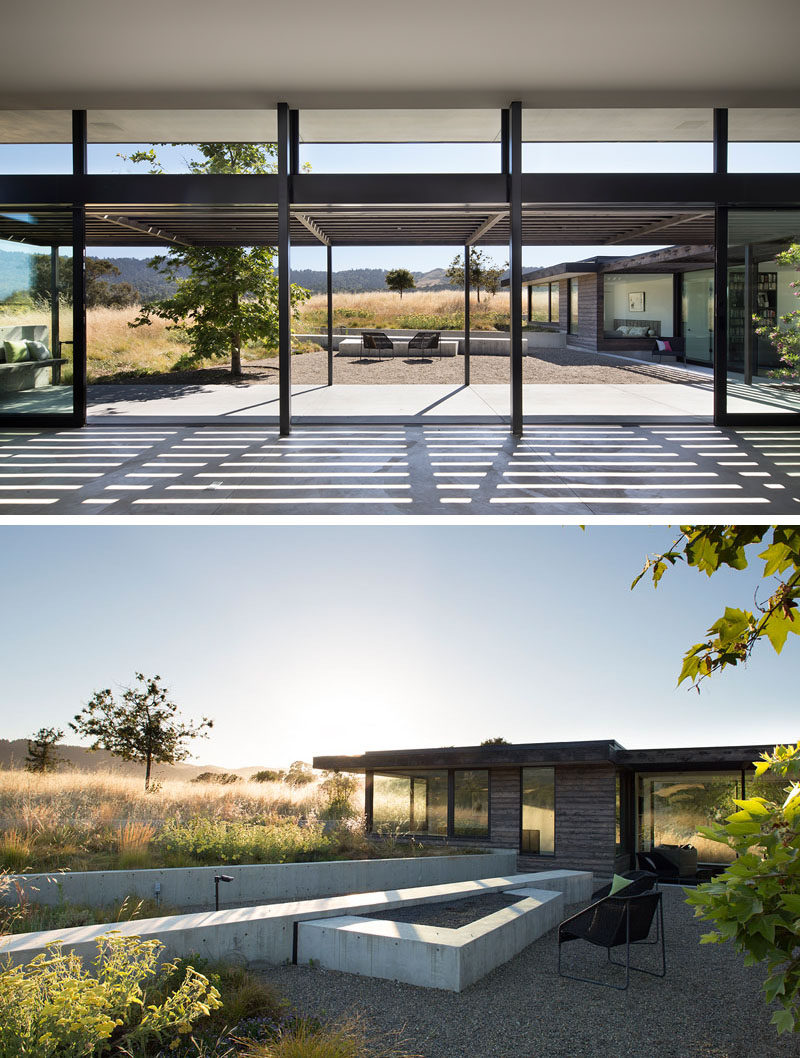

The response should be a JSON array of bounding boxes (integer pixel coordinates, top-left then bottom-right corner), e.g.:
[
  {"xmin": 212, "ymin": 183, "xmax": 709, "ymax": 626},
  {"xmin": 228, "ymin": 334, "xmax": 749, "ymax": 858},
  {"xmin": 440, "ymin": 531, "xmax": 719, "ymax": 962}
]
[
  {"xmin": 3, "ymin": 850, "xmax": 517, "ymax": 913},
  {"xmin": 1, "ymin": 870, "xmax": 591, "ymax": 971}
]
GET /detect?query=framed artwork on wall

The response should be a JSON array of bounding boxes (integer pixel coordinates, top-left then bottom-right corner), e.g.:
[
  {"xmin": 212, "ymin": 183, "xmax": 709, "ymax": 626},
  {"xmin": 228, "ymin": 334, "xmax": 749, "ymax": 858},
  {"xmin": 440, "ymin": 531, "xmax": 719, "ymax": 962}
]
[{"xmin": 628, "ymin": 291, "xmax": 645, "ymax": 312}]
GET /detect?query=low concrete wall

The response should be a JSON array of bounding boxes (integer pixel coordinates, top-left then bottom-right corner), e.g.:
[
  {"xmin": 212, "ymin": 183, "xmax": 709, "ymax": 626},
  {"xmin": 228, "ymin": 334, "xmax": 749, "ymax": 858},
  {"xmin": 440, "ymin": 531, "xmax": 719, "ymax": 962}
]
[
  {"xmin": 3, "ymin": 850, "xmax": 517, "ymax": 913},
  {"xmin": 1, "ymin": 870, "xmax": 591, "ymax": 971},
  {"xmin": 337, "ymin": 338, "xmax": 459, "ymax": 358},
  {"xmin": 293, "ymin": 332, "xmax": 540, "ymax": 356}
]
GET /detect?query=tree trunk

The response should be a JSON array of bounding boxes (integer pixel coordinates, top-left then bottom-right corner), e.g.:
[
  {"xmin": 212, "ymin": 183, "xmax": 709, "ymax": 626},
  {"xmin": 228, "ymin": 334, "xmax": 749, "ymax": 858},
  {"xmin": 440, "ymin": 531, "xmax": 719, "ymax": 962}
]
[
  {"xmin": 231, "ymin": 286, "xmax": 242, "ymax": 377},
  {"xmin": 400, "ymin": 289, "xmax": 403, "ymax": 299},
  {"xmin": 476, "ymin": 286, "xmax": 481, "ymax": 303},
  {"xmin": 145, "ymin": 753, "xmax": 152, "ymax": 791}
]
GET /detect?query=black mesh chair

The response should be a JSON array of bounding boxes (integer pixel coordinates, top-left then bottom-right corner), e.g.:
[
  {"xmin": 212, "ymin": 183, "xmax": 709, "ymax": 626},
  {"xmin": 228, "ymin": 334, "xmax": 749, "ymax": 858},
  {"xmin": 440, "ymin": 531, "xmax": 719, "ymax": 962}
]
[
  {"xmin": 360, "ymin": 331, "xmax": 394, "ymax": 359},
  {"xmin": 557, "ymin": 891, "xmax": 666, "ymax": 990},
  {"xmin": 407, "ymin": 331, "xmax": 440, "ymax": 360},
  {"xmin": 591, "ymin": 870, "xmax": 658, "ymax": 901}
]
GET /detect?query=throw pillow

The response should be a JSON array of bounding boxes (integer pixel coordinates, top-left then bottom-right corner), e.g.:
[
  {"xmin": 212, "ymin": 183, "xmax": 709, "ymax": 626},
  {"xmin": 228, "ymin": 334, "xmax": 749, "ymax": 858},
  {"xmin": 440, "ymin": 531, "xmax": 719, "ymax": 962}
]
[
  {"xmin": 3, "ymin": 339, "xmax": 29, "ymax": 363},
  {"xmin": 617, "ymin": 326, "xmax": 629, "ymax": 335},
  {"xmin": 656, "ymin": 340, "xmax": 666, "ymax": 352},
  {"xmin": 26, "ymin": 340, "xmax": 52, "ymax": 361},
  {"xmin": 663, "ymin": 340, "xmax": 673, "ymax": 352},
  {"xmin": 608, "ymin": 873, "xmax": 633, "ymax": 896}
]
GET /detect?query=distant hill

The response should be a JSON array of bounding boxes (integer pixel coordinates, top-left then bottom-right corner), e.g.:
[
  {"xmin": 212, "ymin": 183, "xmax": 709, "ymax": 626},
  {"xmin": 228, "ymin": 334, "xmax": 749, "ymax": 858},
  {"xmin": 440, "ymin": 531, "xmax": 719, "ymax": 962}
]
[{"xmin": 0, "ymin": 739, "xmax": 281, "ymax": 781}]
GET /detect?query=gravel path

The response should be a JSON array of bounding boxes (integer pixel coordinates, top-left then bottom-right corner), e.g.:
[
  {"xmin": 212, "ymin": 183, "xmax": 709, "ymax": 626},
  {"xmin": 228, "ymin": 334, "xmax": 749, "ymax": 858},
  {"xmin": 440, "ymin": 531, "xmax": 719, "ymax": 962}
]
[
  {"xmin": 263, "ymin": 888, "xmax": 794, "ymax": 1058},
  {"xmin": 365, "ymin": 892, "xmax": 521, "ymax": 929},
  {"xmin": 93, "ymin": 348, "xmax": 694, "ymax": 388}
]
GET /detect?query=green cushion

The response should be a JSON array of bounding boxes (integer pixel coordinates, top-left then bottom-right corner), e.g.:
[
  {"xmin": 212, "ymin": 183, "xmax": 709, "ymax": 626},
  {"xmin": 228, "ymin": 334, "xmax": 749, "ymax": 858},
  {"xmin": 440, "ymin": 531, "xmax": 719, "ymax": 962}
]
[
  {"xmin": 3, "ymin": 340, "xmax": 29, "ymax": 363},
  {"xmin": 609, "ymin": 873, "xmax": 633, "ymax": 896}
]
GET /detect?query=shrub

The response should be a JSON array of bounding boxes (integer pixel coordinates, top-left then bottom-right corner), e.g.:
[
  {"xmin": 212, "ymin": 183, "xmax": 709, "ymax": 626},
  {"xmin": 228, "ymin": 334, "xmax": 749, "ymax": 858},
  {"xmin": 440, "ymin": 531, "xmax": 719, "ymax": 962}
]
[
  {"xmin": 192, "ymin": 772, "xmax": 243, "ymax": 785},
  {"xmin": 153, "ymin": 818, "xmax": 331, "ymax": 866},
  {"xmin": 0, "ymin": 934, "xmax": 221, "ymax": 1057},
  {"xmin": 239, "ymin": 1014, "xmax": 417, "ymax": 1058},
  {"xmin": 0, "ymin": 831, "xmax": 31, "ymax": 873},
  {"xmin": 318, "ymin": 773, "xmax": 360, "ymax": 823},
  {"xmin": 284, "ymin": 762, "xmax": 314, "ymax": 787},
  {"xmin": 252, "ymin": 770, "xmax": 286, "ymax": 784},
  {"xmin": 117, "ymin": 821, "xmax": 156, "ymax": 870}
]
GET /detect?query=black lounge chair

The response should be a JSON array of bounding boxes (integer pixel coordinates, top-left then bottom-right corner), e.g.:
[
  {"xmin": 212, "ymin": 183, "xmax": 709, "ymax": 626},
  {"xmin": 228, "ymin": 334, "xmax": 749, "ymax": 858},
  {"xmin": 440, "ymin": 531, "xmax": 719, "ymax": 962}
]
[
  {"xmin": 360, "ymin": 331, "xmax": 394, "ymax": 359},
  {"xmin": 591, "ymin": 870, "xmax": 658, "ymax": 901},
  {"xmin": 407, "ymin": 331, "xmax": 440, "ymax": 360},
  {"xmin": 557, "ymin": 891, "xmax": 666, "ymax": 990},
  {"xmin": 637, "ymin": 844, "xmax": 697, "ymax": 883}
]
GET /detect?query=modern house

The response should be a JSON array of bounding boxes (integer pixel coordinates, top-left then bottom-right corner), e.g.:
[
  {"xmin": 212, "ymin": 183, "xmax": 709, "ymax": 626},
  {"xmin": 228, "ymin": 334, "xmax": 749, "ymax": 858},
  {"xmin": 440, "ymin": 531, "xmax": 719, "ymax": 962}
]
[
  {"xmin": 313, "ymin": 739, "xmax": 776, "ymax": 879},
  {"xmin": 512, "ymin": 239, "xmax": 792, "ymax": 374}
]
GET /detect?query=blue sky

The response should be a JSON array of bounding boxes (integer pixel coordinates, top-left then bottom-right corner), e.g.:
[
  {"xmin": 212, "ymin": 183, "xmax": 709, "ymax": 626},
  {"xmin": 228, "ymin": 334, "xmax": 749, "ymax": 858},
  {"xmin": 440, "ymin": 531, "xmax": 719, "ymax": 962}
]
[
  {"xmin": 2, "ymin": 138, "xmax": 799, "ymax": 271},
  {"xmin": 0, "ymin": 525, "xmax": 795, "ymax": 769}
]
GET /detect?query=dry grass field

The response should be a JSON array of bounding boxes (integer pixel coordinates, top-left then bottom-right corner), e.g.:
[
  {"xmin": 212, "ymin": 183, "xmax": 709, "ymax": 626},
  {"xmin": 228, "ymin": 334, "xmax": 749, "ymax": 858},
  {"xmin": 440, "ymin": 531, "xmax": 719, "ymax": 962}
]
[{"xmin": 1, "ymin": 289, "xmax": 511, "ymax": 384}]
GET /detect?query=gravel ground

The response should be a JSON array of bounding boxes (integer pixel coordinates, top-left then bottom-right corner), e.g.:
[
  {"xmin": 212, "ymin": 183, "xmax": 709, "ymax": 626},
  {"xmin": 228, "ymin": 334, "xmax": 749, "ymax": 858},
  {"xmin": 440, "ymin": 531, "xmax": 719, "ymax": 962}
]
[
  {"xmin": 263, "ymin": 888, "xmax": 794, "ymax": 1058},
  {"xmin": 365, "ymin": 892, "xmax": 521, "ymax": 929},
  {"xmin": 94, "ymin": 348, "xmax": 689, "ymax": 387}
]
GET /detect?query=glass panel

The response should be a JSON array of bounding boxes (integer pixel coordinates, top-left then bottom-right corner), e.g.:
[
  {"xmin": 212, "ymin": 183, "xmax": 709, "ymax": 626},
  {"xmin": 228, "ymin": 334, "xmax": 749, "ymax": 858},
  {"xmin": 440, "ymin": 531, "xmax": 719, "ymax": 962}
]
[
  {"xmin": 87, "ymin": 110, "xmax": 276, "ymax": 173},
  {"xmin": 521, "ymin": 767, "xmax": 555, "ymax": 855},
  {"xmin": 453, "ymin": 770, "xmax": 489, "ymax": 838},
  {"xmin": 638, "ymin": 772, "xmax": 742, "ymax": 864},
  {"xmin": 727, "ymin": 210, "xmax": 800, "ymax": 418},
  {"xmin": 603, "ymin": 273, "xmax": 674, "ymax": 337},
  {"xmin": 298, "ymin": 109, "xmax": 501, "ymax": 173},
  {"xmin": 529, "ymin": 284, "xmax": 550, "ymax": 322},
  {"xmin": 371, "ymin": 771, "xmax": 448, "ymax": 836},
  {"xmin": 522, "ymin": 108, "xmax": 713, "ymax": 172},
  {"xmin": 0, "ymin": 112, "xmax": 72, "ymax": 174},
  {"xmin": 729, "ymin": 109, "xmax": 800, "ymax": 173},
  {"xmin": 568, "ymin": 279, "xmax": 579, "ymax": 335},
  {"xmin": 615, "ymin": 774, "xmax": 623, "ymax": 853},
  {"xmin": 0, "ymin": 211, "xmax": 75, "ymax": 418},
  {"xmin": 549, "ymin": 282, "xmax": 559, "ymax": 323},
  {"xmin": 681, "ymin": 269, "xmax": 714, "ymax": 365}
]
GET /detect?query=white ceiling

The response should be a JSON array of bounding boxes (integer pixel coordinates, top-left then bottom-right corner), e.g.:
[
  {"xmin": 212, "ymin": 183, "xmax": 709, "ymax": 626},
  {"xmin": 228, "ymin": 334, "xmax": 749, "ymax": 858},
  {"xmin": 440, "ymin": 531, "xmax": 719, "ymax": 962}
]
[{"xmin": 2, "ymin": 0, "xmax": 800, "ymax": 114}]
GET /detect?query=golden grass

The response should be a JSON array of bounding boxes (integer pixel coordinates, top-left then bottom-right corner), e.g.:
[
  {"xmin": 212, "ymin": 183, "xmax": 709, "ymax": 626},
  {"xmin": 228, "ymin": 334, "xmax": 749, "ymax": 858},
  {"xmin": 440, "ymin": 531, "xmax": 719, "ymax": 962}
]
[{"xmin": 296, "ymin": 288, "xmax": 509, "ymax": 333}]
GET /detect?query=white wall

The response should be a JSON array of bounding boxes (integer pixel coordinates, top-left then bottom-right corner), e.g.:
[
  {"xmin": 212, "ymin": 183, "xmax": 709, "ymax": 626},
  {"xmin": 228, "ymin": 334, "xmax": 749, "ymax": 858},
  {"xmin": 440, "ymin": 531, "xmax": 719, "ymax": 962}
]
[{"xmin": 603, "ymin": 273, "xmax": 674, "ymax": 333}]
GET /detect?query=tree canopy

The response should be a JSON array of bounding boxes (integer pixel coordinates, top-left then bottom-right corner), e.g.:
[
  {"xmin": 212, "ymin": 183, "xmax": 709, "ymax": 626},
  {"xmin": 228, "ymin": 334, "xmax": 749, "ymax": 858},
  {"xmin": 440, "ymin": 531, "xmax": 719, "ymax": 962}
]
[
  {"xmin": 31, "ymin": 256, "xmax": 138, "ymax": 309},
  {"xmin": 384, "ymin": 268, "xmax": 416, "ymax": 299},
  {"xmin": 445, "ymin": 249, "xmax": 506, "ymax": 302},
  {"xmin": 71, "ymin": 673, "xmax": 212, "ymax": 790},
  {"xmin": 25, "ymin": 727, "xmax": 64, "ymax": 774},
  {"xmin": 127, "ymin": 142, "xmax": 310, "ymax": 376}
]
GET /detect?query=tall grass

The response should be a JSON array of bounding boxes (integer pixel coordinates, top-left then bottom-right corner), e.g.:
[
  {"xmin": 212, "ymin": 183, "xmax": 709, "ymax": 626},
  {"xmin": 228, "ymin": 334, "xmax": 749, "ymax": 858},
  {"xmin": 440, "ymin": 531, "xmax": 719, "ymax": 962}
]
[{"xmin": 297, "ymin": 289, "xmax": 509, "ymax": 333}]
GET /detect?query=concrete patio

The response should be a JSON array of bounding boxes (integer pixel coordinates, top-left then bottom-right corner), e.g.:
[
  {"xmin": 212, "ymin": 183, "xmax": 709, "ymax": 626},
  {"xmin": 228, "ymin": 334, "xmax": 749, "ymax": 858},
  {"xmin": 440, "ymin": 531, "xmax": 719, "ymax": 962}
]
[{"xmin": 0, "ymin": 423, "xmax": 798, "ymax": 515}]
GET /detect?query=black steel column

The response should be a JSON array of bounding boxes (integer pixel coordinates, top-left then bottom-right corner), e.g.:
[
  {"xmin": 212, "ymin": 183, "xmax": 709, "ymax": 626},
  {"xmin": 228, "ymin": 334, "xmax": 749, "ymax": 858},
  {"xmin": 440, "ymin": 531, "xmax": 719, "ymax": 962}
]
[
  {"xmin": 527, "ymin": 282, "xmax": 532, "ymax": 322},
  {"xmin": 50, "ymin": 247, "xmax": 61, "ymax": 385},
  {"xmin": 327, "ymin": 242, "xmax": 333, "ymax": 386},
  {"xmin": 500, "ymin": 108, "xmax": 510, "ymax": 177},
  {"xmin": 364, "ymin": 771, "xmax": 374, "ymax": 832},
  {"xmin": 713, "ymin": 205, "xmax": 728, "ymax": 423},
  {"xmin": 278, "ymin": 103, "xmax": 292, "ymax": 435},
  {"xmin": 72, "ymin": 207, "xmax": 86, "ymax": 425},
  {"xmin": 743, "ymin": 244, "xmax": 756, "ymax": 386},
  {"xmin": 464, "ymin": 245, "xmax": 471, "ymax": 386},
  {"xmin": 289, "ymin": 109, "xmax": 300, "ymax": 177},
  {"xmin": 72, "ymin": 110, "xmax": 87, "ymax": 176},
  {"xmin": 508, "ymin": 101, "xmax": 523, "ymax": 436},
  {"xmin": 713, "ymin": 107, "xmax": 728, "ymax": 176},
  {"xmin": 712, "ymin": 109, "xmax": 728, "ymax": 424}
]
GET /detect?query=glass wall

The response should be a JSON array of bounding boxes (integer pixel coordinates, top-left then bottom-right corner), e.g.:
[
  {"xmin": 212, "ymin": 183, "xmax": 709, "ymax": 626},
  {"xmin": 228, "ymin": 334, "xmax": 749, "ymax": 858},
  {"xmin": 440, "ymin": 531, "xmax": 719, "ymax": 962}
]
[
  {"xmin": 727, "ymin": 210, "xmax": 800, "ymax": 418},
  {"xmin": 528, "ymin": 282, "xmax": 559, "ymax": 323},
  {"xmin": 0, "ymin": 112, "xmax": 72, "ymax": 174},
  {"xmin": 729, "ymin": 109, "xmax": 800, "ymax": 173},
  {"xmin": 638, "ymin": 772, "xmax": 742, "ymax": 864},
  {"xmin": 522, "ymin": 109, "xmax": 713, "ymax": 173},
  {"xmin": 681, "ymin": 269, "xmax": 714, "ymax": 365},
  {"xmin": 0, "ymin": 212, "xmax": 75, "ymax": 419},
  {"xmin": 568, "ymin": 279, "xmax": 579, "ymax": 335},
  {"xmin": 603, "ymin": 273, "xmax": 674, "ymax": 337},
  {"xmin": 521, "ymin": 767, "xmax": 555, "ymax": 855},
  {"xmin": 453, "ymin": 769, "xmax": 489, "ymax": 838},
  {"xmin": 372, "ymin": 771, "xmax": 448, "ymax": 836}
]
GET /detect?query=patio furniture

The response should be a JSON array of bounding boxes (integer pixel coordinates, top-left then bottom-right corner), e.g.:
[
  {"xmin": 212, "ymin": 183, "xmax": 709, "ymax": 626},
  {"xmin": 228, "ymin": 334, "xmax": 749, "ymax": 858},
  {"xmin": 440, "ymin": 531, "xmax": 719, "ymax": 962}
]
[
  {"xmin": 360, "ymin": 331, "xmax": 394, "ymax": 359},
  {"xmin": 557, "ymin": 890, "xmax": 666, "ymax": 990},
  {"xmin": 652, "ymin": 336, "xmax": 686, "ymax": 363},
  {"xmin": 637, "ymin": 844, "xmax": 698, "ymax": 882},
  {"xmin": 591, "ymin": 870, "xmax": 658, "ymax": 901},
  {"xmin": 406, "ymin": 331, "xmax": 440, "ymax": 360}
]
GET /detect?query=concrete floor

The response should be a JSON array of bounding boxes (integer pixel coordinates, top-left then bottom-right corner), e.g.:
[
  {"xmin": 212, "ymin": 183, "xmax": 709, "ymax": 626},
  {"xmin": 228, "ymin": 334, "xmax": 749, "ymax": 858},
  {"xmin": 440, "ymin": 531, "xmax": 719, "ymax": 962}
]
[{"xmin": 1, "ymin": 423, "xmax": 798, "ymax": 516}]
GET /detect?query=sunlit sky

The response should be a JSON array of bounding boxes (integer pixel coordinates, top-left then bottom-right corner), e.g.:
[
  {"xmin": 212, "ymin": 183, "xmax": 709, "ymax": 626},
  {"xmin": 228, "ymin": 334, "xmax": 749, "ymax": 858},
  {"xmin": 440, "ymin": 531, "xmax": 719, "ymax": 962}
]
[
  {"xmin": 0, "ymin": 525, "xmax": 795, "ymax": 770},
  {"xmin": 2, "ymin": 138, "xmax": 799, "ymax": 271}
]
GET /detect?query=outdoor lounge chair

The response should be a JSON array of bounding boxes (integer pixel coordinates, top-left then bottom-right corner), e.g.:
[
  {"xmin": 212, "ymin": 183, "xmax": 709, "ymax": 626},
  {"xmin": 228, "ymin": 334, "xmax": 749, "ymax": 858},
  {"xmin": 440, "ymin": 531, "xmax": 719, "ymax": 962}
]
[
  {"xmin": 557, "ymin": 890, "xmax": 666, "ymax": 991},
  {"xmin": 591, "ymin": 870, "xmax": 658, "ymax": 901},
  {"xmin": 637, "ymin": 844, "xmax": 698, "ymax": 883},
  {"xmin": 407, "ymin": 331, "xmax": 440, "ymax": 360},
  {"xmin": 360, "ymin": 330, "xmax": 394, "ymax": 359}
]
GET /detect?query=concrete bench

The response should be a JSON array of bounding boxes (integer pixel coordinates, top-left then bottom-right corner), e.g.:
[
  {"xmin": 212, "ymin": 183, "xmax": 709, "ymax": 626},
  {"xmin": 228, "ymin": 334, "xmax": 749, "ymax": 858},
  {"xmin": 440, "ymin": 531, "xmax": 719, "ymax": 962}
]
[
  {"xmin": 338, "ymin": 337, "xmax": 459, "ymax": 358},
  {"xmin": 0, "ymin": 359, "xmax": 66, "ymax": 393}
]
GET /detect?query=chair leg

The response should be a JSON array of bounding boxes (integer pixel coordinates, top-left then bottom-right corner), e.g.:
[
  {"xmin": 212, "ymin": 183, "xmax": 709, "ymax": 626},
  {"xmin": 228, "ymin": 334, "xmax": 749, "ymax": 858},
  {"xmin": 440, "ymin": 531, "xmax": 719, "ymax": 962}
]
[{"xmin": 559, "ymin": 938, "xmax": 631, "ymax": 991}]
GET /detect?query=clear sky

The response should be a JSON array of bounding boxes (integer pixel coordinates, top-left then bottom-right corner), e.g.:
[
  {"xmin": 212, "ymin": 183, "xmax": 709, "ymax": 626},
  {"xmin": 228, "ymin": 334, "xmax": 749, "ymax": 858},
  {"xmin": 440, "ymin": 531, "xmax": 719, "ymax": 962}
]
[
  {"xmin": 2, "ymin": 137, "xmax": 799, "ymax": 271},
  {"xmin": 0, "ymin": 525, "xmax": 795, "ymax": 770}
]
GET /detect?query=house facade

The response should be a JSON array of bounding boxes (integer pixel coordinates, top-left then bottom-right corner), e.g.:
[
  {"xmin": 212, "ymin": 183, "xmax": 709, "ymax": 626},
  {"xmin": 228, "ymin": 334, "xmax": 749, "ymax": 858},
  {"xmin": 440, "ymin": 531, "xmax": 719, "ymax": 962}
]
[{"xmin": 313, "ymin": 739, "xmax": 776, "ymax": 879}]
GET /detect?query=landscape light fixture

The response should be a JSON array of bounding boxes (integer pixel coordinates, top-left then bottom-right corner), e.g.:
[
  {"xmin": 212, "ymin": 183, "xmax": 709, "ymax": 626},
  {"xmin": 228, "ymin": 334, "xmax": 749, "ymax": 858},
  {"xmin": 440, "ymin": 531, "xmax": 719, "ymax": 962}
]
[{"xmin": 214, "ymin": 874, "xmax": 234, "ymax": 911}]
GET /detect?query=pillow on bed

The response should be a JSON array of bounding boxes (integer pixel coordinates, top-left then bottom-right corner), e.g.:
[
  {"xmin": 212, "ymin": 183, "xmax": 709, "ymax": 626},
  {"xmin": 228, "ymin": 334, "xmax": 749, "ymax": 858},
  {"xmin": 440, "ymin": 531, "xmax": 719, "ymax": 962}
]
[
  {"xmin": 3, "ymin": 339, "xmax": 29, "ymax": 363},
  {"xmin": 617, "ymin": 325, "xmax": 630, "ymax": 335},
  {"xmin": 26, "ymin": 340, "xmax": 52, "ymax": 361}
]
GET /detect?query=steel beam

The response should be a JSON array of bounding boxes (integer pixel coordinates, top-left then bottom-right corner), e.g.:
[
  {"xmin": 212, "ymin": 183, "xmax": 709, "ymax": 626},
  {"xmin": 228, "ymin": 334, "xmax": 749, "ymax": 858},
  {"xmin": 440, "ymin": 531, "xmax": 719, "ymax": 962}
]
[
  {"xmin": 72, "ymin": 207, "xmax": 87, "ymax": 425},
  {"xmin": 72, "ymin": 110, "xmax": 87, "ymax": 176},
  {"xmin": 466, "ymin": 211, "xmax": 505, "ymax": 245},
  {"xmin": 278, "ymin": 102, "xmax": 292, "ymax": 435},
  {"xmin": 464, "ymin": 245, "xmax": 471, "ymax": 386},
  {"xmin": 294, "ymin": 212, "xmax": 330, "ymax": 245},
  {"xmin": 50, "ymin": 247, "xmax": 61, "ymax": 385},
  {"xmin": 713, "ymin": 205, "xmax": 728, "ymax": 424},
  {"xmin": 327, "ymin": 243, "xmax": 333, "ymax": 387},
  {"xmin": 508, "ymin": 102, "xmax": 523, "ymax": 436},
  {"xmin": 99, "ymin": 213, "xmax": 193, "ymax": 247},
  {"xmin": 289, "ymin": 109, "xmax": 300, "ymax": 176},
  {"xmin": 714, "ymin": 108, "xmax": 728, "ymax": 176}
]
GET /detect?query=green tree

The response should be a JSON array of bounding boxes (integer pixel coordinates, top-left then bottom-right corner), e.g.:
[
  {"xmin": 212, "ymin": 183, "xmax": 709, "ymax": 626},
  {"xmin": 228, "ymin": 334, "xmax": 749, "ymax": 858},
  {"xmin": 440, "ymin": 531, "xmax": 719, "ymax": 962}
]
[
  {"xmin": 127, "ymin": 143, "xmax": 310, "ymax": 377},
  {"xmin": 446, "ymin": 248, "xmax": 503, "ymax": 303},
  {"xmin": 754, "ymin": 243, "xmax": 800, "ymax": 379},
  {"xmin": 25, "ymin": 727, "xmax": 64, "ymax": 774},
  {"xmin": 31, "ymin": 256, "xmax": 139, "ymax": 309},
  {"xmin": 634, "ymin": 526, "xmax": 800, "ymax": 1033},
  {"xmin": 480, "ymin": 737, "xmax": 510, "ymax": 745},
  {"xmin": 384, "ymin": 267, "xmax": 415, "ymax": 299},
  {"xmin": 70, "ymin": 673, "xmax": 212, "ymax": 790},
  {"xmin": 285, "ymin": 760, "xmax": 314, "ymax": 786}
]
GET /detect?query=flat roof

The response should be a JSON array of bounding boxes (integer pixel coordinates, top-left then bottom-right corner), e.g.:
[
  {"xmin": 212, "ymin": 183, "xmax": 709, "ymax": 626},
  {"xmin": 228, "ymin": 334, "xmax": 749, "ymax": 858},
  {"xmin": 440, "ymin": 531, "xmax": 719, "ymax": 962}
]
[{"xmin": 313, "ymin": 739, "xmax": 773, "ymax": 772}]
